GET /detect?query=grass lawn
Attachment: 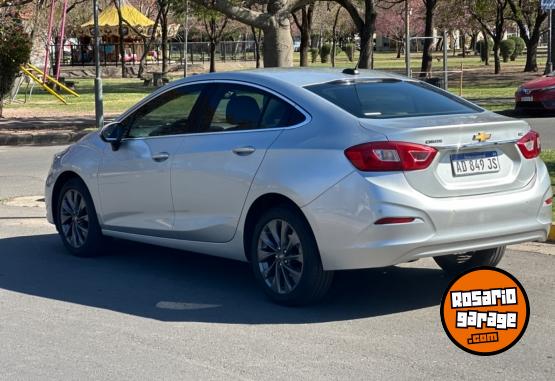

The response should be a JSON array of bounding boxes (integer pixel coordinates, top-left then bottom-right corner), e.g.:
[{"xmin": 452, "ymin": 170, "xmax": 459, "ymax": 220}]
[
  {"xmin": 297, "ymin": 50, "xmax": 546, "ymax": 72},
  {"xmin": 5, "ymin": 51, "xmax": 545, "ymax": 116},
  {"xmin": 7, "ymin": 78, "xmax": 152, "ymax": 116}
]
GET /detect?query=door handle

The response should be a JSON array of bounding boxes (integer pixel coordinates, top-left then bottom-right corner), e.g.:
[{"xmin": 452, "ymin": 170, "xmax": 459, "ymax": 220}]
[
  {"xmin": 232, "ymin": 146, "xmax": 256, "ymax": 156},
  {"xmin": 152, "ymin": 152, "xmax": 170, "ymax": 162}
]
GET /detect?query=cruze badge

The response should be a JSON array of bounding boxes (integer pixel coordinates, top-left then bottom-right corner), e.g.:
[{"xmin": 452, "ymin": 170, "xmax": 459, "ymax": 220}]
[{"xmin": 473, "ymin": 132, "xmax": 492, "ymax": 143}]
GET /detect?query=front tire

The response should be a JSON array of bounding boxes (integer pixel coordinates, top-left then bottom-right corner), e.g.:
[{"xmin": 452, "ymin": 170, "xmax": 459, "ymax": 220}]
[
  {"xmin": 56, "ymin": 178, "xmax": 104, "ymax": 257},
  {"xmin": 434, "ymin": 246, "xmax": 506, "ymax": 275},
  {"xmin": 250, "ymin": 206, "xmax": 333, "ymax": 306}
]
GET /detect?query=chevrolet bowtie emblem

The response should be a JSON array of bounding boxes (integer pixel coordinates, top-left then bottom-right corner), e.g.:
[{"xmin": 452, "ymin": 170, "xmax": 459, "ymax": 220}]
[{"xmin": 473, "ymin": 132, "xmax": 491, "ymax": 143}]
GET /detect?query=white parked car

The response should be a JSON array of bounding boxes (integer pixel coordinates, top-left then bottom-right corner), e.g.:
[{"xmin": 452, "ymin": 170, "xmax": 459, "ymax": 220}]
[{"xmin": 46, "ymin": 69, "xmax": 552, "ymax": 305}]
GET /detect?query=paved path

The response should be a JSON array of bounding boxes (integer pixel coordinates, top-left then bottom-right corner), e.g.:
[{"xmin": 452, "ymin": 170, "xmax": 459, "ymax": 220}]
[{"xmin": 0, "ymin": 145, "xmax": 553, "ymax": 379}]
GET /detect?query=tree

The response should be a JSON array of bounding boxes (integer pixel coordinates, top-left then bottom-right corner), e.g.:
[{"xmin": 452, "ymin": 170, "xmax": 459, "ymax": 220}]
[
  {"xmin": 419, "ymin": 0, "xmax": 437, "ymax": 77},
  {"xmin": 197, "ymin": 2, "xmax": 228, "ymax": 72},
  {"xmin": 0, "ymin": 20, "xmax": 32, "ymax": 118},
  {"xmin": 335, "ymin": 0, "xmax": 378, "ymax": 69},
  {"xmin": 435, "ymin": 0, "xmax": 477, "ymax": 57},
  {"xmin": 330, "ymin": 5, "xmax": 341, "ymax": 67},
  {"xmin": 468, "ymin": 0, "xmax": 509, "ymax": 74},
  {"xmin": 292, "ymin": 2, "xmax": 315, "ymax": 67},
  {"xmin": 158, "ymin": 0, "xmax": 171, "ymax": 73},
  {"xmin": 114, "ymin": 0, "xmax": 128, "ymax": 78},
  {"xmin": 376, "ymin": 0, "xmax": 424, "ymax": 59},
  {"xmin": 192, "ymin": 0, "xmax": 312, "ymax": 67},
  {"xmin": 507, "ymin": 0, "xmax": 547, "ymax": 72}
]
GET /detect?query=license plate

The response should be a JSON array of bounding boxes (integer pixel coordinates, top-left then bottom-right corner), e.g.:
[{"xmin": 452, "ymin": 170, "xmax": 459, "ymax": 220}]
[
  {"xmin": 521, "ymin": 96, "xmax": 533, "ymax": 102},
  {"xmin": 450, "ymin": 151, "xmax": 500, "ymax": 177}
]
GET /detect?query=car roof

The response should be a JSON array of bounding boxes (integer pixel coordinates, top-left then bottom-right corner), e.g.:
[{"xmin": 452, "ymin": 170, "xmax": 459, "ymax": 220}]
[{"xmin": 177, "ymin": 68, "xmax": 408, "ymax": 88}]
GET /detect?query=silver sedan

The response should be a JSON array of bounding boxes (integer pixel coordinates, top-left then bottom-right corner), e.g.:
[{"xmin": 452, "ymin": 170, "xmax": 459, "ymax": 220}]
[{"xmin": 45, "ymin": 69, "xmax": 552, "ymax": 305}]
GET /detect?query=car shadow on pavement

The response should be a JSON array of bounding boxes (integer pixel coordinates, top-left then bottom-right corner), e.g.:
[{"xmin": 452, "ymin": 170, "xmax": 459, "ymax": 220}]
[{"xmin": 0, "ymin": 234, "xmax": 451, "ymax": 324}]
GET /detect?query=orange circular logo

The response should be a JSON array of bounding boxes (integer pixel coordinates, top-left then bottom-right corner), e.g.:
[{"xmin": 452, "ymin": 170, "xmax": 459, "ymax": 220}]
[{"xmin": 440, "ymin": 267, "xmax": 529, "ymax": 356}]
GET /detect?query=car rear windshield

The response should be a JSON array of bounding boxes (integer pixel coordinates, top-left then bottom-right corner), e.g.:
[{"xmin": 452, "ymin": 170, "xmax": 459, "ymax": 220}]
[{"xmin": 305, "ymin": 79, "xmax": 482, "ymax": 119}]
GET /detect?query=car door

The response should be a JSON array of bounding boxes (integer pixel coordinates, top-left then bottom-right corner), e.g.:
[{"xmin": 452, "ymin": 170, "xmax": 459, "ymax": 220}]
[
  {"xmin": 97, "ymin": 83, "xmax": 207, "ymax": 233},
  {"xmin": 171, "ymin": 82, "xmax": 308, "ymax": 243}
]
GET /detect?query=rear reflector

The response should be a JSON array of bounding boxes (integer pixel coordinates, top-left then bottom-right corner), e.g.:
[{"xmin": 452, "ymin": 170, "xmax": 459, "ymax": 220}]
[
  {"xmin": 545, "ymin": 197, "xmax": 553, "ymax": 205},
  {"xmin": 517, "ymin": 130, "xmax": 541, "ymax": 159},
  {"xmin": 345, "ymin": 141, "xmax": 437, "ymax": 171},
  {"xmin": 375, "ymin": 217, "xmax": 416, "ymax": 225}
]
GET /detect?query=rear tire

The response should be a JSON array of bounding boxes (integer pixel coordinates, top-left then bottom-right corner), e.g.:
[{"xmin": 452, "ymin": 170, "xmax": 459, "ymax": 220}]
[
  {"xmin": 56, "ymin": 178, "xmax": 105, "ymax": 257},
  {"xmin": 250, "ymin": 206, "xmax": 333, "ymax": 306},
  {"xmin": 434, "ymin": 246, "xmax": 505, "ymax": 275}
]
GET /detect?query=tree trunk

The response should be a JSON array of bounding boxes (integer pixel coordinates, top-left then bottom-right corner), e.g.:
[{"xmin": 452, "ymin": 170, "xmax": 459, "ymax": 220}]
[
  {"xmin": 251, "ymin": 25, "xmax": 261, "ymax": 68},
  {"xmin": 209, "ymin": 41, "xmax": 216, "ymax": 72},
  {"xmin": 483, "ymin": 30, "xmax": 489, "ymax": 66},
  {"xmin": 461, "ymin": 33, "xmax": 466, "ymax": 58},
  {"xmin": 470, "ymin": 32, "xmax": 477, "ymax": 52},
  {"xmin": 331, "ymin": 7, "xmax": 341, "ymax": 68},
  {"xmin": 299, "ymin": 24, "xmax": 309, "ymax": 66},
  {"xmin": 493, "ymin": 40, "xmax": 501, "ymax": 74},
  {"xmin": 396, "ymin": 42, "xmax": 402, "ymax": 59},
  {"xmin": 161, "ymin": 12, "xmax": 168, "ymax": 73},
  {"xmin": 357, "ymin": 3, "xmax": 377, "ymax": 69},
  {"xmin": 299, "ymin": 8, "xmax": 310, "ymax": 67},
  {"xmin": 115, "ymin": 2, "xmax": 126, "ymax": 78},
  {"xmin": 262, "ymin": 17, "xmax": 293, "ymax": 67},
  {"xmin": 420, "ymin": 4, "xmax": 434, "ymax": 77},
  {"xmin": 52, "ymin": 35, "xmax": 62, "ymax": 79},
  {"xmin": 524, "ymin": 40, "xmax": 538, "ymax": 72},
  {"xmin": 138, "ymin": 9, "xmax": 162, "ymax": 78}
]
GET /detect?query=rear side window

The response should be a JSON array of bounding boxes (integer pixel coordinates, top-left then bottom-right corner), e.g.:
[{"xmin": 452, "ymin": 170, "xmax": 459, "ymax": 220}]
[
  {"xmin": 305, "ymin": 80, "xmax": 481, "ymax": 119},
  {"xmin": 201, "ymin": 84, "xmax": 306, "ymax": 133}
]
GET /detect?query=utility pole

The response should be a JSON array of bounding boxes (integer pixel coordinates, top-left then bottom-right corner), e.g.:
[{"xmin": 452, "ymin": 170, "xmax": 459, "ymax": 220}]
[
  {"xmin": 405, "ymin": 0, "xmax": 411, "ymax": 77},
  {"xmin": 93, "ymin": 0, "xmax": 104, "ymax": 129},
  {"xmin": 546, "ymin": 9, "xmax": 555, "ymax": 74},
  {"xmin": 183, "ymin": 1, "xmax": 189, "ymax": 78},
  {"xmin": 443, "ymin": 30, "xmax": 448, "ymax": 90}
]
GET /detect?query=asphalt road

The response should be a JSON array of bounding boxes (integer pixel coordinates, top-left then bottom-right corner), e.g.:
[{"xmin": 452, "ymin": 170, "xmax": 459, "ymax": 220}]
[{"xmin": 0, "ymin": 146, "xmax": 554, "ymax": 380}]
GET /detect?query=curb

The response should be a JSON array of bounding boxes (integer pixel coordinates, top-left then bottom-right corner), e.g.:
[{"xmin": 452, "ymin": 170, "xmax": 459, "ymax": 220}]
[{"xmin": 0, "ymin": 131, "xmax": 90, "ymax": 146}]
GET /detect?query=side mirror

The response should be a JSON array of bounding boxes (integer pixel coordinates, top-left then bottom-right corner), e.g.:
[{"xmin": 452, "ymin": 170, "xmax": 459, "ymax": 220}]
[{"xmin": 100, "ymin": 122, "xmax": 125, "ymax": 151}]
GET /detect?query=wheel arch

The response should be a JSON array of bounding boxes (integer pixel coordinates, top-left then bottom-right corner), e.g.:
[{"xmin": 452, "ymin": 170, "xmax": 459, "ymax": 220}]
[{"xmin": 242, "ymin": 193, "xmax": 317, "ymax": 263}]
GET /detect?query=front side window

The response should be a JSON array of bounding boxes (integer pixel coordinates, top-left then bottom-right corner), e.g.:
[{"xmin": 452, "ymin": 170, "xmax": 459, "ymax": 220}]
[
  {"xmin": 126, "ymin": 84, "xmax": 204, "ymax": 138},
  {"xmin": 305, "ymin": 79, "xmax": 481, "ymax": 119},
  {"xmin": 201, "ymin": 84, "xmax": 306, "ymax": 133}
]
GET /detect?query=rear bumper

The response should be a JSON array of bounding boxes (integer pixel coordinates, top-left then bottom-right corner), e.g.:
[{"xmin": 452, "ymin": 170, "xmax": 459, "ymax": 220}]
[{"xmin": 302, "ymin": 160, "xmax": 552, "ymax": 271}]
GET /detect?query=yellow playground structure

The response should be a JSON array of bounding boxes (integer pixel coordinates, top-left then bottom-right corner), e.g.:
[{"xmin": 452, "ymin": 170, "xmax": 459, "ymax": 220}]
[{"xmin": 19, "ymin": 63, "xmax": 80, "ymax": 104}]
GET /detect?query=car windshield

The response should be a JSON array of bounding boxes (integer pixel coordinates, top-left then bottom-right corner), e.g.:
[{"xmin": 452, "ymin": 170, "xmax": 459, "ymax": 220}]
[{"xmin": 305, "ymin": 79, "xmax": 482, "ymax": 119}]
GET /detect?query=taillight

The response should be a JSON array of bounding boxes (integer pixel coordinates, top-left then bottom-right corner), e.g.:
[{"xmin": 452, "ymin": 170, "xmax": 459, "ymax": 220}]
[
  {"xmin": 344, "ymin": 141, "xmax": 437, "ymax": 171},
  {"xmin": 517, "ymin": 130, "xmax": 541, "ymax": 159}
]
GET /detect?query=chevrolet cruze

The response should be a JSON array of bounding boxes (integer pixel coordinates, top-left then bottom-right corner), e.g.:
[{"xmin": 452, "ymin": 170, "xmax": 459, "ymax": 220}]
[{"xmin": 45, "ymin": 69, "xmax": 552, "ymax": 305}]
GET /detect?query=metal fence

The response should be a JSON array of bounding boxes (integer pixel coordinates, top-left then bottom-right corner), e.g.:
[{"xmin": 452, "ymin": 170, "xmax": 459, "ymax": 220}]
[{"xmin": 52, "ymin": 41, "xmax": 259, "ymax": 67}]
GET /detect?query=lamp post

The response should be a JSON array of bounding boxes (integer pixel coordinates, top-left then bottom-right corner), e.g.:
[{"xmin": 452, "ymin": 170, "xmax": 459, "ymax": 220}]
[
  {"xmin": 183, "ymin": 0, "xmax": 189, "ymax": 78},
  {"xmin": 405, "ymin": 0, "xmax": 411, "ymax": 77},
  {"xmin": 93, "ymin": 0, "xmax": 104, "ymax": 129},
  {"xmin": 548, "ymin": 9, "xmax": 554, "ymax": 74}
]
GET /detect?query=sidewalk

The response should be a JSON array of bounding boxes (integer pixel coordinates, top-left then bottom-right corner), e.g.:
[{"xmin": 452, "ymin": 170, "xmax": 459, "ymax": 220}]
[{"xmin": 0, "ymin": 115, "xmax": 113, "ymax": 146}]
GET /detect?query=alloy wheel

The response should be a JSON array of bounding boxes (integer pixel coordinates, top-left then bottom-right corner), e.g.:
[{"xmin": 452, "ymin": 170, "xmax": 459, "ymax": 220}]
[
  {"xmin": 257, "ymin": 219, "xmax": 304, "ymax": 294},
  {"xmin": 60, "ymin": 189, "xmax": 89, "ymax": 248}
]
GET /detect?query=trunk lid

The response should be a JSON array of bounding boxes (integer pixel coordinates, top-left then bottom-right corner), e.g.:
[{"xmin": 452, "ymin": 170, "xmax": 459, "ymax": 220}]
[{"xmin": 359, "ymin": 112, "xmax": 535, "ymax": 198}]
